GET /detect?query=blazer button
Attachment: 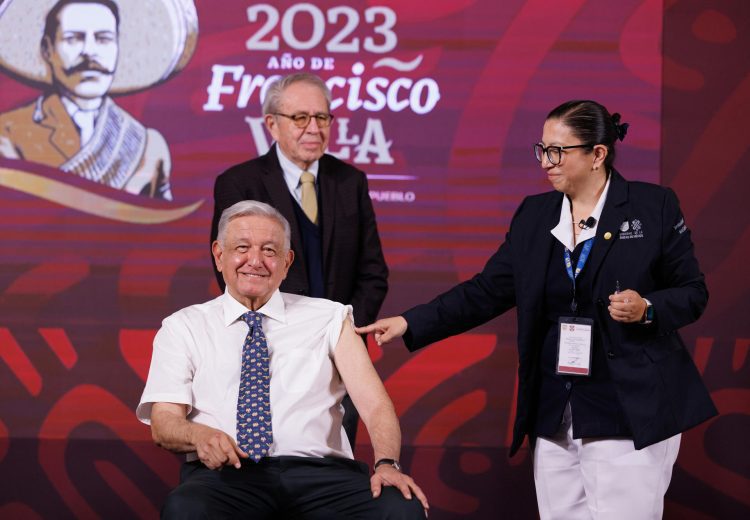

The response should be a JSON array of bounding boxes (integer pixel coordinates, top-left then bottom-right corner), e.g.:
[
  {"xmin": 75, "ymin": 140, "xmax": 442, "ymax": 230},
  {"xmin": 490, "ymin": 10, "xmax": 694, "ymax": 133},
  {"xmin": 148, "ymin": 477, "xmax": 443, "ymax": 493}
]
[
  {"xmin": 607, "ymin": 351, "xmax": 615, "ymax": 359},
  {"xmin": 597, "ymin": 298, "xmax": 605, "ymax": 307},
  {"xmin": 565, "ymin": 382, "xmax": 572, "ymax": 390}
]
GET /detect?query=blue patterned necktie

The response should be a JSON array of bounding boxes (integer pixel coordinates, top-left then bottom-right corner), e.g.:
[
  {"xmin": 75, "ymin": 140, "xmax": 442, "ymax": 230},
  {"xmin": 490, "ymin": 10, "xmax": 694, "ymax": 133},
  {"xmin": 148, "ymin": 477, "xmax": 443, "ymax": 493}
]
[{"xmin": 236, "ymin": 311, "xmax": 272, "ymax": 462}]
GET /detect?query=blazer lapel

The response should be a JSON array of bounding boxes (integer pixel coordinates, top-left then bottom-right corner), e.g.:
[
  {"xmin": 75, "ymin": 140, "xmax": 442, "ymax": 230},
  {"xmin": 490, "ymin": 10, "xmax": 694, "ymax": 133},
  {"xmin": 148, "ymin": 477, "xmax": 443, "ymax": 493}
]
[
  {"xmin": 587, "ymin": 170, "xmax": 629, "ymax": 283},
  {"xmin": 522, "ymin": 193, "xmax": 560, "ymax": 309},
  {"xmin": 318, "ymin": 155, "xmax": 336, "ymax": 270},
  {"xmin": 38, "ymin": 94, "xmax": 81, "ymax": 160},
  {"xmin": 260, "ymin": 145, "xmax": 307, "ymax": 268}
]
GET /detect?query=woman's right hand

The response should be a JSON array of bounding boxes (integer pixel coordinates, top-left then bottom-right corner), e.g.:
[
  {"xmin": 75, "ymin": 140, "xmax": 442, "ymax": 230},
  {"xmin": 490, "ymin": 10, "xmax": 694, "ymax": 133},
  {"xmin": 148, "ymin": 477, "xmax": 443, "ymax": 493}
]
[{"xmin": 354, "ymin": 316, "xmax": 408, "ymax": 346}]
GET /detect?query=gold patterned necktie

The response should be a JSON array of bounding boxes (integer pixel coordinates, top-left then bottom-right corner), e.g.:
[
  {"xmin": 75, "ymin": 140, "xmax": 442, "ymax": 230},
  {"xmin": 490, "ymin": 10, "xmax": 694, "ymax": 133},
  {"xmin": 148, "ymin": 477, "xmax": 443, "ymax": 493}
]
[
  {"xmin": 236, "ymin": 311, "xmax": 272, "ymax": 462},
  {"xmin": 300, "ymin": 171, "xmax": 318, "ymax": 224}
]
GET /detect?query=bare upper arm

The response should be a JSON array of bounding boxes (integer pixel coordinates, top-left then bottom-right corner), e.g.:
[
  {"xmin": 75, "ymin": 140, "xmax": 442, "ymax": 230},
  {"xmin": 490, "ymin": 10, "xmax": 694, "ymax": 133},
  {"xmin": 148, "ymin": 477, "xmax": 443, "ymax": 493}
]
[{"xmin": 333, "ymin": 318, "xmax": 393, "ymax": 423}]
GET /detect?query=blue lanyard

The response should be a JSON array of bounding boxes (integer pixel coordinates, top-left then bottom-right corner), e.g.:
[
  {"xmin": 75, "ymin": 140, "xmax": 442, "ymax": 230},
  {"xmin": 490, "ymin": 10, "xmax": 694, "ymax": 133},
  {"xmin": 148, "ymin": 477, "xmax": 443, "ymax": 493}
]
[
  {"xmin": 563, "ymin": 238, "xmax": 594, "ymax": 311},
  {"xmin": 564, "ymin": 238, "xmax": 594, "ymax": 281}
]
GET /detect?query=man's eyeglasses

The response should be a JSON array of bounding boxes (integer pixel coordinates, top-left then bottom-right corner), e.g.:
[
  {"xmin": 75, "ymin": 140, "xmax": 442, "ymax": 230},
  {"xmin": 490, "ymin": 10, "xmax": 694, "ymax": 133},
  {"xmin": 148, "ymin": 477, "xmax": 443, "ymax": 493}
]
[
  {"xmin": 534, "ymin": 143, "xmax": 592, "ymax": 166},
  {"xmin": 274, "ymin": 112, "xmax": 334, "ymax": 129}
]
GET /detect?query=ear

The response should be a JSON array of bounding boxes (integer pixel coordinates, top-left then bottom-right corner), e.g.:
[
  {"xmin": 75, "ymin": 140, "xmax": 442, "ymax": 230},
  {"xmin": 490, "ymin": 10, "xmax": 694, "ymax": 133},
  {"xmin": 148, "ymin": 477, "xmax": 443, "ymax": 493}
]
[
  {"xmin": 211, "ymin": 240, "xmax": 224, "ymax": 272},
  {"xmin": 41, "ymin": 37, "xmax": 52, "ymax": 62},
  {"xmin": 281, "ymin": 249, "xmax": 294, "ymax": 279},
  {"xmin": 592, "ymin": 144, "xmax": 608, "ymax": 170},
  {"xmin": 265, "ymin": 114, "xmax": 280, "ymax": 142}
]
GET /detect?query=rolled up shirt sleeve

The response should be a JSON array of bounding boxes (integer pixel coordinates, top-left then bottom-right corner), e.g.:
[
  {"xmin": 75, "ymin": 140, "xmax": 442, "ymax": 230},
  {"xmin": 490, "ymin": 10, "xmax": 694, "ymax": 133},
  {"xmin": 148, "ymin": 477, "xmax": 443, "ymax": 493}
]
[{"xmin": 136, "ymin": 315, "xmax": 195, "ymax": 424}]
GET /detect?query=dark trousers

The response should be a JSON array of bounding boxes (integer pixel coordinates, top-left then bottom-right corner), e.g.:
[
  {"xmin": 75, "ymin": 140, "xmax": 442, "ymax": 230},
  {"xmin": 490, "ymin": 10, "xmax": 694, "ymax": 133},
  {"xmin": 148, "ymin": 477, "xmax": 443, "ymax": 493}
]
[{"xmin": 162, "ymin": 456, "xmax": 426, "ymax": 520}]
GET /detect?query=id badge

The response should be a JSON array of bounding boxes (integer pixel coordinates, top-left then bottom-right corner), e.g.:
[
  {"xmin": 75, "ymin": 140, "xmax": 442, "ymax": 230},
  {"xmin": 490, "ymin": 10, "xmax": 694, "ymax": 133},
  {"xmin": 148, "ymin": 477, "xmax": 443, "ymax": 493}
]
[{"xmin": 556, "ymin": 317, "xmax": 593, "ymax": 376}]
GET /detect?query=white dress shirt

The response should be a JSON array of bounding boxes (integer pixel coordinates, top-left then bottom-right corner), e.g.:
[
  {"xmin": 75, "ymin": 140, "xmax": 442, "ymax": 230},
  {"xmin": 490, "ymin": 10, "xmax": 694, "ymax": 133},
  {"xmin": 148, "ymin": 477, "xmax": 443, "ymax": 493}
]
[
  {"xmin": 60, "ymin": 96, "xmax": 99, "ymax": 147},
  {"xmin": 137, "ymin": 289, "xmax": 353, "ymax": 460},
  {"xmin": 276, "ymin": 145, "xmax": 319, "ymax": 204}
]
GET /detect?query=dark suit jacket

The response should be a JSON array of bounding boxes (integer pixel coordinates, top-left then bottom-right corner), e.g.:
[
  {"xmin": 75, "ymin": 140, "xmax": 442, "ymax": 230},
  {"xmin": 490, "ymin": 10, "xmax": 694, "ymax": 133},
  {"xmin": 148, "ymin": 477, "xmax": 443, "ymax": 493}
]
[
  {"xmin": 402, "ymin": 170, "xmax": 717, "ymax": 456},
  {"xmin": 211, "ymin": 145, "xmax": 388, "ymax": 327}
]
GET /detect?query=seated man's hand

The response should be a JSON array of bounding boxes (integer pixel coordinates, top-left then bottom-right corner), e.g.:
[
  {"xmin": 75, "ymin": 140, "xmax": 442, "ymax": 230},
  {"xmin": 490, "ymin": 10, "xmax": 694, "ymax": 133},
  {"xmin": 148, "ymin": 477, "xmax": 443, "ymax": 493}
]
[
  {"xmin": 371, "ymin": 465, "xmax": 429, "ymax": 513},
  {"xmin": 190, "ymin": 423, "xmax": 249, "ymax": 470}
]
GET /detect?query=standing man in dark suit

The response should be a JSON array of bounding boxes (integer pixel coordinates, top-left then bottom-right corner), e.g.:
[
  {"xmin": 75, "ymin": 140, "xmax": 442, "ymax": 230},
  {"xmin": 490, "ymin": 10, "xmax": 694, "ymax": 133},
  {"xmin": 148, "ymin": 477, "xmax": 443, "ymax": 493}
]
[{"xmin": 211, "ymin": 73, "xmax": 389, "ymax": 446}]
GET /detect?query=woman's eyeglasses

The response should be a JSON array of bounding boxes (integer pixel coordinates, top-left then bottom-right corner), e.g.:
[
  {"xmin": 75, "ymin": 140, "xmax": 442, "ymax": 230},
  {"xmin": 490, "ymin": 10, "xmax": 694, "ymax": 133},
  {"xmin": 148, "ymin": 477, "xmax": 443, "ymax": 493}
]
[{"xmin": 533, "ymin": 143, "xmax": 592, "ymax": 165}]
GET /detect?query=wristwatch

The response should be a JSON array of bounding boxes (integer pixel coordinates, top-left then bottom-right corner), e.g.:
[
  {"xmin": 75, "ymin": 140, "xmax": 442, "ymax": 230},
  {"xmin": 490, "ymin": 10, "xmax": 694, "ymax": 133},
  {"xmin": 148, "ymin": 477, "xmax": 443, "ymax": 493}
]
[
  {"xmin": 641, "ymin": 298, "xmax": 654, "ymax": 324},
  {"xmin": 374, "ymin": 458, "xmax": 401, "ymax": 472}
]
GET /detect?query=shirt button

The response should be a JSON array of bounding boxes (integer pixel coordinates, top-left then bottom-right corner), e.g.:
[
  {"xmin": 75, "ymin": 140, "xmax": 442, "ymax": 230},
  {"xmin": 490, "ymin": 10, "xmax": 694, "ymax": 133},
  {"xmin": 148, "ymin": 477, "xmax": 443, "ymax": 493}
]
[
  {"xmin": 607, "ymin": 351, "xmax": 615, "ymax": 359},
  {"xmin": 565, "ymin": 382, "xmax": 572, "ymax": 390}
]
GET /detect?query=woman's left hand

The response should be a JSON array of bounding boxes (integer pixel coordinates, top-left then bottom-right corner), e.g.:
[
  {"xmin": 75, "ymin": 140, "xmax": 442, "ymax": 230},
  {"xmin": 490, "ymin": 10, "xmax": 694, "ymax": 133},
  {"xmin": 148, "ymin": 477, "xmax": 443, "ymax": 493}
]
[{"xmin": 608, "ymin": 289, "xmax": 647, "ymax": 323}]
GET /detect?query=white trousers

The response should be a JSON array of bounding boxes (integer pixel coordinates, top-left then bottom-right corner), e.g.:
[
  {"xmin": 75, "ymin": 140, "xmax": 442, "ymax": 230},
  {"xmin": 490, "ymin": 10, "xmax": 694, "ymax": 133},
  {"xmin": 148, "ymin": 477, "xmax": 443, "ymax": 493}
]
[{"xmin": 533, "ymin": 404, "xmax": 681, "ymax": 520}]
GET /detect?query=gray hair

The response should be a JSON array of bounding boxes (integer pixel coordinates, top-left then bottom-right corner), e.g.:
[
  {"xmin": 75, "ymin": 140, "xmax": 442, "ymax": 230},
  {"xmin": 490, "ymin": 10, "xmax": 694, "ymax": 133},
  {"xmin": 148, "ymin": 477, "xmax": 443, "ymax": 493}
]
[
  {"xmin": 217, "ymin": 200, "xmax": 291, "ymax": 251},
  {"xmin": 262, "ymin": 73, "xmax": 332, "ymax": 115}
]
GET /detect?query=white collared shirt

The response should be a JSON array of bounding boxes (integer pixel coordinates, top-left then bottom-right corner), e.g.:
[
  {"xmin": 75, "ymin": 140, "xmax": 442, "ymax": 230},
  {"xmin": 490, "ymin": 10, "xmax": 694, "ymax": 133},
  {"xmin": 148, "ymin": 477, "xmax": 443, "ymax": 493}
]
[
  {"xmin": 275, "ymin": 145, "xmax": 319, "ymax": 204},
  {"xmin": 550, "ymin": 176, "xmax": 611, "ymax": 250},
  {"xmin": 60, "ymin": 96, "xmax": 99, "ymax": 147},
  {"xmin": 137, "ymin": 289, "xmax": 353, "ymax": 460}
]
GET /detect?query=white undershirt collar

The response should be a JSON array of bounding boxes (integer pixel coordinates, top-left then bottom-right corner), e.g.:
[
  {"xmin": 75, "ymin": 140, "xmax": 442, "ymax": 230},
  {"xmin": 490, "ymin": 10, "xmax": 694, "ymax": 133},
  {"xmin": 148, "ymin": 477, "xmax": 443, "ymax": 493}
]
[
  {"xmin": 550, "ymin": 175, "xmax": 611, "ymax": 251},
  {"xmin": 60, "ymin": 96, "xmax": 100, "ymax": 147},
  {"xmin": 222, "ymin": 288, "xmax": 287, "ymax": 327}
]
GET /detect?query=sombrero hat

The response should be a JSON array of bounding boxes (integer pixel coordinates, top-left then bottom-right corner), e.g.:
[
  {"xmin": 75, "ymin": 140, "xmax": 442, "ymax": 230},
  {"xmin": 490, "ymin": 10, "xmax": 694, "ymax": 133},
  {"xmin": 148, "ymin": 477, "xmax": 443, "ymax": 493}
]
[{"xmin": 0, "ymin": 0, "xmax": 198, "ymax": 94}]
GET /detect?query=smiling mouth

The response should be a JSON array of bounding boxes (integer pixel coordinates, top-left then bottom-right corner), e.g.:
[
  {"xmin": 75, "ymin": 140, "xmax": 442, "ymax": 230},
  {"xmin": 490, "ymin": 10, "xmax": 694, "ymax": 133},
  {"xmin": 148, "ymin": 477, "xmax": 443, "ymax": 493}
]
[{"xmin": 239, "ymin": 272, "xmax": 268, "ymax": 278}]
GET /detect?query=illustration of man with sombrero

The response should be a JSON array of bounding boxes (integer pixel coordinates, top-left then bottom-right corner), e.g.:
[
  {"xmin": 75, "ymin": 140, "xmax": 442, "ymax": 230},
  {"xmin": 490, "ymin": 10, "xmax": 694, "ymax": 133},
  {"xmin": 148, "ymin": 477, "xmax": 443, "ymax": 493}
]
[{"xmin": 0, "ymin": 0, "xmax": 197, "ymax": 200}]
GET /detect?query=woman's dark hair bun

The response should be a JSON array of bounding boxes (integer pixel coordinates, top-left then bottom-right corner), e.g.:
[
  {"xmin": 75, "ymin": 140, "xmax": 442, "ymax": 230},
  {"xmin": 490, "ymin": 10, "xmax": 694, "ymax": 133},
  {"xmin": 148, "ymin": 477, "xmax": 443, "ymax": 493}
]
[{"xmin": 612, "ymin": 113, "xmax": 629, "ymax": 142}]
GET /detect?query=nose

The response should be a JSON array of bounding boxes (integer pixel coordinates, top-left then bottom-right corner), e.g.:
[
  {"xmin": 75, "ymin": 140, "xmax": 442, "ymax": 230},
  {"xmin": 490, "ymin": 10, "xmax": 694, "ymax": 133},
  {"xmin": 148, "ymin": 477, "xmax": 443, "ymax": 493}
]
[
  {"xmin": 305, "ymin": 116, "xmax": 320, "ymax": 133},
  {"xmin": 245, "ymin": 249, "xmax": 262, "ymax": 266},
  {"xmin": 82, "ymin": 33, "xmax": 98, "ymax": 57},
  {"xmin": 541, "ymin": 152, "xmax": 554, "ymax": 169}
]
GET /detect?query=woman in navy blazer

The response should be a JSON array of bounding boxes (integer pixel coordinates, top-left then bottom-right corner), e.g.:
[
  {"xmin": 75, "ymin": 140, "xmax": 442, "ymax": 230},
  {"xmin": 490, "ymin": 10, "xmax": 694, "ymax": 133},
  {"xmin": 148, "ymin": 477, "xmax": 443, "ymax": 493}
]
[{"xmin": 358, "ymin": 100, "xmax": 717, "ymax": 519}]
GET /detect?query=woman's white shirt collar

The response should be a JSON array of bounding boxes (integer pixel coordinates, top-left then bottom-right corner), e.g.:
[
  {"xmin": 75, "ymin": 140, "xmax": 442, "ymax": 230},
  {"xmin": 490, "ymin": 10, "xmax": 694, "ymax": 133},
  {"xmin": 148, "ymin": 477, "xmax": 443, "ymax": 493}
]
[{"xmin": 550, "ymin": 175, "xmax": 611, "ymax": 251}]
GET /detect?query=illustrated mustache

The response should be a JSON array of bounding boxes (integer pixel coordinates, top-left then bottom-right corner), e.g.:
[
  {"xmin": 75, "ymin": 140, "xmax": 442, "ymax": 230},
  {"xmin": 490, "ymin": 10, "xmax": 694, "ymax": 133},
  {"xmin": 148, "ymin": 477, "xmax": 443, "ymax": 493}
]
[{"xmin": 63, "ymin": 58, "xmax": 114, "ymax": 76}]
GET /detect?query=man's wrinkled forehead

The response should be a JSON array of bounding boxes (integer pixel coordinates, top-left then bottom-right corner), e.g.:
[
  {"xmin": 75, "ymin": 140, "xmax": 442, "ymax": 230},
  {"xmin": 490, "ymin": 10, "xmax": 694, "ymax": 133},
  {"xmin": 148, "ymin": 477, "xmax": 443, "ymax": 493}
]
[{"xmin": 227, "ymin": 215, "xmax": 287, "ymax": 247}]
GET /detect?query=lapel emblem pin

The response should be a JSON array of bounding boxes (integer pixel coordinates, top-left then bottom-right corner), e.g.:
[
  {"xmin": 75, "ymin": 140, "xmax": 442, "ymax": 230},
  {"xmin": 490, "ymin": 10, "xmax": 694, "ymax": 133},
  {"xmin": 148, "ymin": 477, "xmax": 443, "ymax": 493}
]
[{"xmin": 604, "ymin": 232, "xmax": 612, "ymax": 240}]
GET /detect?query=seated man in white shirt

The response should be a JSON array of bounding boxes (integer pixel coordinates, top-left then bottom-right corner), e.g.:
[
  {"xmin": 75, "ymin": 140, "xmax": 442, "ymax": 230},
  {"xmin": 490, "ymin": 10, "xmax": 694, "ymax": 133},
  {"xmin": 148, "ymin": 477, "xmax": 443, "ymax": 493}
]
[{"xmin": 137, "ymin": 200, "xmax": 428, "ymax": 519}]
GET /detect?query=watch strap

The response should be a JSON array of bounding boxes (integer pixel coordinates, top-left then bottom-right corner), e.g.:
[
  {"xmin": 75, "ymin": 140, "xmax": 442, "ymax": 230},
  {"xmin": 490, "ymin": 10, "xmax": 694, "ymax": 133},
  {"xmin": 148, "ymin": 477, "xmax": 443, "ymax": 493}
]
[
  {"xmin": 641, "ymin": 298, "xmax": 654, "ymax": 324},
  {"xmin": 374, "ymin": 458, "xmax": 401, "ymax": 471}
]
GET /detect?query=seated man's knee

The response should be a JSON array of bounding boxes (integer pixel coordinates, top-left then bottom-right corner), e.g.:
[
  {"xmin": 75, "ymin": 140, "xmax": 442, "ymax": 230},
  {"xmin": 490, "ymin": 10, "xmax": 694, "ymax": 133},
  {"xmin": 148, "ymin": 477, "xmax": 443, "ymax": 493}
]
[
  {"xmin": 375, "ymin": 487, "xmax": 426, "ymax": 519},
  {"xmin": 161, "ymin": 484, "xmax": 210, "ymax": 520}
]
